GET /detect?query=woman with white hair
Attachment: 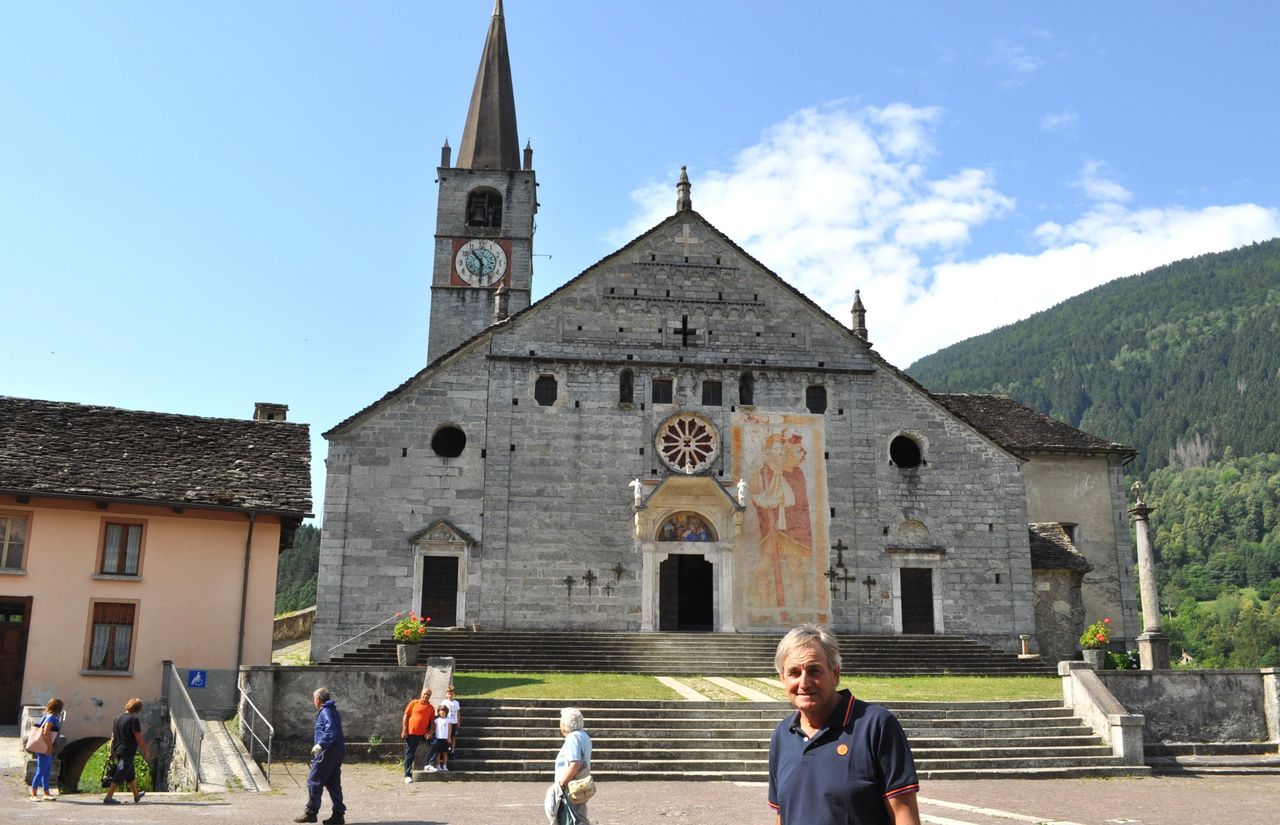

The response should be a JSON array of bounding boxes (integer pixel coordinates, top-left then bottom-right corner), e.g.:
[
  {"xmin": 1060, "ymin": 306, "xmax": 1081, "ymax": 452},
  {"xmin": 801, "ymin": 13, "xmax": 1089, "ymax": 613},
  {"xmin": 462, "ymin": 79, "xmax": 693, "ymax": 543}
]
[{"xmin": 544, "ymin": 706, "xmax": 592, "ymax": 824}]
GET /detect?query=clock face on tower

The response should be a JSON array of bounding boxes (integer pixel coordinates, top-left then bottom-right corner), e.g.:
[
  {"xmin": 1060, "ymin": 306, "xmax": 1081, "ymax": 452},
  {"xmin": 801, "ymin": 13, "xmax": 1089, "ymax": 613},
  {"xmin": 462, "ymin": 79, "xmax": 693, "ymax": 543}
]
[{"xmin": 454, "ymin": 238, "xmax": 509, "ymax": 287}]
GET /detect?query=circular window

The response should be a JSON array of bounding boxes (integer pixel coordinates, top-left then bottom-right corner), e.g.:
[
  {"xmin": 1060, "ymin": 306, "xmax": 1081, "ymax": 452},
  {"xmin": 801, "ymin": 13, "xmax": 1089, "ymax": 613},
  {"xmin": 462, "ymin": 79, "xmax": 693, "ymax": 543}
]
[
  {"xmin": 889, "ymin": 434, "xmax": 922, "ymax": 469},
  {"xmin": 431, "ymin": 425, "xmax": 467, "ymax": 458},
  {"xmin": 655, "ymin": 413, "xmax": 719, "ymax": 474}
]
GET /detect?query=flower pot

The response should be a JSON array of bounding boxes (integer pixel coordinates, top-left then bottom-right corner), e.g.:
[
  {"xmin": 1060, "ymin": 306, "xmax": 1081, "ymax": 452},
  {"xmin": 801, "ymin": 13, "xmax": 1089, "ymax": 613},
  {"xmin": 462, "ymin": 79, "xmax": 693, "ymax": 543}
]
[
  {"xmin": 396, "ymin": 642, "xmax": 419, "ymax": 667},
  {"xmin": 1081, "ymin": 648, "xmax": 1105, "ymax": 669}
]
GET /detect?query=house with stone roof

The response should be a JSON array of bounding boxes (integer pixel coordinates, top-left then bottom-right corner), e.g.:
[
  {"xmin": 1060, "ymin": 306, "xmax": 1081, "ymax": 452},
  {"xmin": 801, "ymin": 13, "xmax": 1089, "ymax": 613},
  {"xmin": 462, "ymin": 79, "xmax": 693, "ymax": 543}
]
[
  {"xmin": 0, "ymin": 396, "xmax": 310, "ymax": 741},
  {"xmin": 312, "ymin": 2, "xmax": 1138, "ymax": 661}
]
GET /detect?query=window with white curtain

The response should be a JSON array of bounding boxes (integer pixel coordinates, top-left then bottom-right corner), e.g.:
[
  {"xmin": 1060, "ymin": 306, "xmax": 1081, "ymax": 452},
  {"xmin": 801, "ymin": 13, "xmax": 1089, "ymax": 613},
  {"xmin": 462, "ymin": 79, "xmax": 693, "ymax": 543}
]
[
  {"xmin": 101, "ymin": 523, "xmax": 143, "ymax": 576},
  {"xmin": 88, "ymin": 602, "xmax": 136, "ymax": 672}
]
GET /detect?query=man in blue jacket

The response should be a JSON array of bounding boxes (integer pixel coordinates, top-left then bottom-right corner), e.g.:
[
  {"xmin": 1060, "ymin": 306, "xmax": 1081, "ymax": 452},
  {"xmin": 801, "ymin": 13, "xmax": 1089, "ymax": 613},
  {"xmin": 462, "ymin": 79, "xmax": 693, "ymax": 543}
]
[{"xmin": 295, "ymin": 687, "xmax": 346, "ymax": 825}]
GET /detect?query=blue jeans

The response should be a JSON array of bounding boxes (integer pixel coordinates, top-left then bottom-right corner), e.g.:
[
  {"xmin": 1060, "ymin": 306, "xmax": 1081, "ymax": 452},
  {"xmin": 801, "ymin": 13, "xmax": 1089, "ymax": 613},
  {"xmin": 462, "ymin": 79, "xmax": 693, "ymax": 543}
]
[
  {"xmin": 32, "ymin": 753, "xmax": 53, "ymax": 793},
  {"xmin": 305, "ymin": 749, "xmax": 345, "ymax": 816}
]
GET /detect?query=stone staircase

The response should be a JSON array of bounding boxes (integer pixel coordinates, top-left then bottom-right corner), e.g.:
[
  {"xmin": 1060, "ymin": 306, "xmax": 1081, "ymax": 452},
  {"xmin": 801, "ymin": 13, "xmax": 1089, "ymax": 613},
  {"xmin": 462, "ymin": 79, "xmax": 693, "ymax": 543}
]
[
  {"xmin": 332, "ymin": 630, "xmax": 1054, "ymax": 676},
  {"xmin": 412, "ymin": 697, "xmax": 1149, "ymax": 781}
]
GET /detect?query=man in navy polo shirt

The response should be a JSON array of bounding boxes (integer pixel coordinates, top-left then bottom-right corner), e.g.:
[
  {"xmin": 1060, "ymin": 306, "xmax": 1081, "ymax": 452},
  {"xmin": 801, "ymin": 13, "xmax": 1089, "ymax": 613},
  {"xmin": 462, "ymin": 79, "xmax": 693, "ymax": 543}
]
[{"xmin": 768, "ymin": 624, "xmax": 920, "ymax": 825}]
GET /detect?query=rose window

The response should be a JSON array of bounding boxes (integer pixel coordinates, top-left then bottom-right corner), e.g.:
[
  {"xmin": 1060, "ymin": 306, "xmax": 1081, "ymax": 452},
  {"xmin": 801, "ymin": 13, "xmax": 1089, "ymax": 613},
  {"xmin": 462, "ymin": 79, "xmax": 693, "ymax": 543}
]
[{"xmin": 656, "ymin": 413, "xmax": 719, "ymax": 474}]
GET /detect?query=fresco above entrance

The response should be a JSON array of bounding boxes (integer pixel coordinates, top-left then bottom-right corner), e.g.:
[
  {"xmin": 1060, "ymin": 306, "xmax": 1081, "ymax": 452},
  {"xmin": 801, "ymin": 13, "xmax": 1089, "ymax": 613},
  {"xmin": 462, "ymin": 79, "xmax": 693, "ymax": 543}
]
[{"xmin": 657, "ymin": 511, "xmax": 717, "ymax": 542}]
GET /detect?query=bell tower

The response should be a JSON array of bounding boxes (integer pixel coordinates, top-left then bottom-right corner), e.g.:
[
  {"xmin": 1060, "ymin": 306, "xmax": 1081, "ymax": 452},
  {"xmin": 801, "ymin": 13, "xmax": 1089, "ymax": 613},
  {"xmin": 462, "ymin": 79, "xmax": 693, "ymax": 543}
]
[{"xmin": 428, "ymin": 0, "xmax": 536, "ymax": 362}]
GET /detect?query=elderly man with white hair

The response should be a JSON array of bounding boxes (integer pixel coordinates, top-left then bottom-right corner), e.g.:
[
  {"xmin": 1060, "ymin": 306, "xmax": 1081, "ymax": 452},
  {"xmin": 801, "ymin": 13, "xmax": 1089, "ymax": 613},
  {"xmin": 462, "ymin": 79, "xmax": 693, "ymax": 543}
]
[{"xmin": 768, "ymin": 624, "xmax": 920, "ymax": 825}]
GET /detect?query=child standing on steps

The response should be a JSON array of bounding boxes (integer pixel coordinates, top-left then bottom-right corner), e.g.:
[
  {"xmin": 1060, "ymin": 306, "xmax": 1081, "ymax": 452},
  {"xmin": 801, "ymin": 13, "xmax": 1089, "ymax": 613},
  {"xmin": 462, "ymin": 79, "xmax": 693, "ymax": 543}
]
[
  {"xmin": 442, "ymin": 686, "xmax": 461, "ymax": 767},
  {"xmin": 426, "ymin": 702, "xmax": 453, "ymax": 772}
]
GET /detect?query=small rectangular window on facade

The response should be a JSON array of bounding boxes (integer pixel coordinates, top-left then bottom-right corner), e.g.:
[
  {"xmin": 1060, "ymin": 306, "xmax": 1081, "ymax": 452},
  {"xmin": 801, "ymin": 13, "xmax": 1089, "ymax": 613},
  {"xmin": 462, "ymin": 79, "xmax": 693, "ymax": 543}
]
[
  {"xmin": 88, "ymin": 601, "xmax": 136, "ymax": 672},
  {"xmin": 805, "ymin": 385, "xmax": 828, "ymax": 414},
  {"xmin": 652, "ymin": 378, "xmax": 673, "ymax": 405},
  {"xmin": 0, "ymin": 514, "xmax": 27, "ymax": 570},
  {"xmin": 702, "ymin": 380, "xmax": 722, "ymax": 406},
  {"xmin": 534, "ymin": 375, "xmax": 558, "ymax": 407},
  {"xmin": 101, "ymin": 523, "xmax": 143, "ymax": 576}
]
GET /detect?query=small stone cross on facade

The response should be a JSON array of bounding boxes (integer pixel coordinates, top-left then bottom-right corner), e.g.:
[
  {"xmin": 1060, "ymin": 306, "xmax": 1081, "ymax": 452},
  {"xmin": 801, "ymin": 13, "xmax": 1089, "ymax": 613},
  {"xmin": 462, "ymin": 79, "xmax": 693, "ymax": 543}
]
[
  {"xmin": 583, "ymin": 569, "xmax": 597, "ymax": 596},
  {"xmin": 672, "ymin": 223, "xmax": 701, "ymax": 255},
  {"xmin": 671, "ymin": 315, "xmax": 698, "ymax": 347}
]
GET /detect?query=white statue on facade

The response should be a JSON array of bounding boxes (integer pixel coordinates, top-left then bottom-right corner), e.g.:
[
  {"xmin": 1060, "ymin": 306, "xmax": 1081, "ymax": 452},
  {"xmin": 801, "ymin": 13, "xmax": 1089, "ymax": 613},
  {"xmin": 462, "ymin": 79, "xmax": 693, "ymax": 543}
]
[
  {"xmin": 736, "ymin": 478, "xmax": 747, "ymax": 507},
  {"xmin": 629, "ymin": 478, "xmax": 643, "ymax": 507}
]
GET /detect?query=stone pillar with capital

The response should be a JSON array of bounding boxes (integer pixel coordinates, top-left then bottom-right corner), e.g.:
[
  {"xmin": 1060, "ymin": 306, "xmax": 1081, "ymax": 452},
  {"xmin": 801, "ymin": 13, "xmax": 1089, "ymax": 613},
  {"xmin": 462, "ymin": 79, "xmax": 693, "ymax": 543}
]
[{"xmin": 1130, "ymin": 482, "xmax": 1170, "ymax": 670}]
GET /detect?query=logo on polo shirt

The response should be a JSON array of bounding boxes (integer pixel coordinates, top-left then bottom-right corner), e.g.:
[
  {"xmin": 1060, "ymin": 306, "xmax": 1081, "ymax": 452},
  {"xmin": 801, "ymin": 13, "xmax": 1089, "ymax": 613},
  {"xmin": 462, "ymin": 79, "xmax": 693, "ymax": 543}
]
[{"xmin": 837, "ymin": 743, "xmax": 849, "ymax": 756}]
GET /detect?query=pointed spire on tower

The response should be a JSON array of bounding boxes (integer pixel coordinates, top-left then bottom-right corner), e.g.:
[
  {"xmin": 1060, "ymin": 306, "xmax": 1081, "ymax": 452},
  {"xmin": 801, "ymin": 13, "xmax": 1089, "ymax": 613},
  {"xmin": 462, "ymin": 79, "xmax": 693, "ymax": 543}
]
[
  {"xmin": 457, "ymin": 0, "xmax": 521, "ymax": 170},
  {"xmin": 851, "ymin": 289, "xmax": 868, "ymax": 340},
  {"xmin": 676, "ymin": 166, "xmax": 692, "ymax": 212}
]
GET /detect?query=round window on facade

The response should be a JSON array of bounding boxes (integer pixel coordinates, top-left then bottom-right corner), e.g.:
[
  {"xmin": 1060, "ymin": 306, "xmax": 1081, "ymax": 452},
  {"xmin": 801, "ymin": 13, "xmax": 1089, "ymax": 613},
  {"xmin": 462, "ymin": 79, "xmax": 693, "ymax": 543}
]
[
  {"xmin": 655, "ymin": 412, "xmax": 720, "ymax": 474},
  {"xmin": 889, "ymin": 434, "xmax": 922, "ymax": 469},
  {"xmin": 431, "ymin": 425, "xmax": 467, "ymax": 458}
]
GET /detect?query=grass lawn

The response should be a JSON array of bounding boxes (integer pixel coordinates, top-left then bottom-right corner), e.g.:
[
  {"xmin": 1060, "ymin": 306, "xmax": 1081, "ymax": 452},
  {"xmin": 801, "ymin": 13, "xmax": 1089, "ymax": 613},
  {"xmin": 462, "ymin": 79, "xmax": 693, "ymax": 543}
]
[{"xmin": 450, "ymin": 671, "xmax": 1060, "ymax": 702}]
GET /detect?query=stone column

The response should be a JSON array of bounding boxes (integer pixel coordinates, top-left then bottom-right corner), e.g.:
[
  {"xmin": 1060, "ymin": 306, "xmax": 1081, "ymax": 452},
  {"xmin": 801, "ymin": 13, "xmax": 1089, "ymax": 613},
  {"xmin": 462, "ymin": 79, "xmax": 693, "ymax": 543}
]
[{"xmin": 1130, "ymin": 484, "xmax": 1170, "ymax": 670}]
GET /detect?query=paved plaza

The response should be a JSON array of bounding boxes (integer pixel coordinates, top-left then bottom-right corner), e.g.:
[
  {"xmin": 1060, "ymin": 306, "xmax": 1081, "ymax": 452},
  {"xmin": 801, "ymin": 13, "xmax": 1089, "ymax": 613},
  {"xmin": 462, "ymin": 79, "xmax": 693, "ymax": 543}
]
[{"xmin": 3, "ymin": 762, "xmax": 1278, "ymax": 824}]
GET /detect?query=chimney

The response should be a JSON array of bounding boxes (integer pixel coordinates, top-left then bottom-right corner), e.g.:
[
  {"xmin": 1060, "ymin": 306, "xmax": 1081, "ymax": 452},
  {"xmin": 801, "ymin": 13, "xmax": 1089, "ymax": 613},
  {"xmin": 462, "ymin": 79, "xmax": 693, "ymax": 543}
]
[{"xmin": 254, "ymin": 402, "xmax": 289, "ymax": 422}]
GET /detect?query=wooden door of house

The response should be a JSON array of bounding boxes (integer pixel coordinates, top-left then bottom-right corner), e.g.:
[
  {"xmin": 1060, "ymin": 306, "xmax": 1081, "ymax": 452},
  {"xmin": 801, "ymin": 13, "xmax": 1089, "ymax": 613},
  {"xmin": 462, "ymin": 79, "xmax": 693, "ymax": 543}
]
[
  {"xmin": 900, "ymin": 568, "xmax": 935, "ymax": 634},
  {"xmin": 420, "ymin": 556, "xmax": 459, "ymax": 628},
  {"xmin": 0, "ymin": 597, "xmax": 32, "ymax": 724}
]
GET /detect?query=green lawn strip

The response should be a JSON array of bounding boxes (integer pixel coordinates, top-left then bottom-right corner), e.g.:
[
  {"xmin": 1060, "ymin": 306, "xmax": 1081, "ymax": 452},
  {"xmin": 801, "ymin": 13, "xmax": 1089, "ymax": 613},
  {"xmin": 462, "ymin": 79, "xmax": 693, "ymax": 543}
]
[
  {"xmin": 842, "ymin": 675, "xmax": 1061, "ymax": 702},
  {"xmin": 451, "ymin": 671, "xmax": 681, "ymax": 700}
]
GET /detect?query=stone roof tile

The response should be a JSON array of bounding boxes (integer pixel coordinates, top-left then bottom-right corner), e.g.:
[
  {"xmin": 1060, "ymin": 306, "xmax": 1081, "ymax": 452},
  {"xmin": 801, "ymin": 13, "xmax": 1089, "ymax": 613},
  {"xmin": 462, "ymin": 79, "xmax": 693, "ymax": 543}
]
[
  {"xmin": 932, "ymin": 393, "xmax": 1135, "ymax": 457},
  {"xmin": 1029, "ymin": 523, "xmax": 1092, "ymax": 571},
  {"xmin": 0, "ymin": 396, "xmax": 312, "ymax": 514}
]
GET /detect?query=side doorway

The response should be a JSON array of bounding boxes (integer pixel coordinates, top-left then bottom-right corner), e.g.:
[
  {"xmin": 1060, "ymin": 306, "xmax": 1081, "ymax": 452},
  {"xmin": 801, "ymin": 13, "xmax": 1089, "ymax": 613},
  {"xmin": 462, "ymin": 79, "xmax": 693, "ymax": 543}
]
[
  {"xmin": 900, "ymin": 568, "xmax": 935, "ymax": 634},
  {"xmin": 420, "ymin": 556, "xmax": 460, "ymax": 628},
  {"xmin": 0, "ymin": 597, "xmax": 32, "ymax": 724}
]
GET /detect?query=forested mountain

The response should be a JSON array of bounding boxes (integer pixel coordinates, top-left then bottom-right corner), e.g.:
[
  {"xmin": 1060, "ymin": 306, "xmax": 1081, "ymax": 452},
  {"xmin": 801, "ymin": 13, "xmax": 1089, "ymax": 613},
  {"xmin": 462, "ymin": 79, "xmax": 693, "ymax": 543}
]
[
  {"xmin": 909, "ymin": 239, "xmax": 1280, "ymax": 665},
  {"xmin": 908, "ymin": 238, "xmax": 1280, "ymax": 477},
  {"xmin": 276, "ymin": 523, "xmax": 320, "ymax": 614}
]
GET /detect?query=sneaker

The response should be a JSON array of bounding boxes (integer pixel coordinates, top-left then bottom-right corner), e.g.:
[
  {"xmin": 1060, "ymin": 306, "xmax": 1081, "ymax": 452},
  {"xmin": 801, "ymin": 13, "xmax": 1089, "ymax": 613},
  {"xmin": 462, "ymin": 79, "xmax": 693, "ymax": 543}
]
[
  {"xmin": 293, "ymin": 814, "xmax": 317, "ymax": 823},
  {"xmin": 103, "ymin": 797, "xmax": 121, "ymax": 805},
  {"xmin": 133, "ymin": 791, "xmax": 145, "ymax": 803},
  {"xmin": 322, "ymin": 815, "xmax": 346, "ymax": 825},
  {"xmin": 404, "ymin": 775, "xmax": 413, "ymax": 784},
  {"xmin": 439, "ymin": 764, "xmax": 449, "ymax": 772},
  {"xmin": 424, "ymin": 764, "xmax": 437, "ymax": 772}
]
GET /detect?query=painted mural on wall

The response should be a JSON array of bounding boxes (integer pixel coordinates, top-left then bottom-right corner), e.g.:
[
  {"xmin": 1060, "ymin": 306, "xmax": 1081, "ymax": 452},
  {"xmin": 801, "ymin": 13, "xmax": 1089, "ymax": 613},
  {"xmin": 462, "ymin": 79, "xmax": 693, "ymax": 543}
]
[
  {"xmin": 657, "ymin": 512, "xmax": 717, "ymax": 542},
  {"xmin": 733, "ymin": 412, "xmax": 829, "ymax": 626}
]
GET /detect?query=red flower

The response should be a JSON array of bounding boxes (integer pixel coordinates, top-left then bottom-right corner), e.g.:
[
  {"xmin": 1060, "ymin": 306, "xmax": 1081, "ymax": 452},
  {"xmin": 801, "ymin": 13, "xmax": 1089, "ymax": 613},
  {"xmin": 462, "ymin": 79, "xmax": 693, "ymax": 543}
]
[{"xmin": 1103, "ymin": 617, "xmax": 1111, "ymax": 624}]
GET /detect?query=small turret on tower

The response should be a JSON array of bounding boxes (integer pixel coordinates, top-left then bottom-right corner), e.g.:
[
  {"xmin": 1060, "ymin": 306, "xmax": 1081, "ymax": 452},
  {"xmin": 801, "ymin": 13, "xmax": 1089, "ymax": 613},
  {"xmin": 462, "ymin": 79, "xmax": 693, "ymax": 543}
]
[
  {"xmin": 851, "ymin": 289, "xmax": 868, "ymax": 340},
  {"xmin": 676, "ymin": 166, "xmax": 692, "ymax": 212}
]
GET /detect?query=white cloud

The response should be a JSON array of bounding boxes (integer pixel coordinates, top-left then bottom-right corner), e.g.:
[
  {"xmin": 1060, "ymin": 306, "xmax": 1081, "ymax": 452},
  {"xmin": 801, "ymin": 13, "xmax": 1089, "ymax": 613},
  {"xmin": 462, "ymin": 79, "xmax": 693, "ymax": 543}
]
[
  {"xmin": 1075, "ymin": 159, "xmax": 1132, "ymax": 203},
  {"xmin": 1040, "ymin": 107, "xmax": 1079, "ymax": 132},
  {"xmin": 618, "ymin": 104, "xmax": 1280, "ymax": 369}
]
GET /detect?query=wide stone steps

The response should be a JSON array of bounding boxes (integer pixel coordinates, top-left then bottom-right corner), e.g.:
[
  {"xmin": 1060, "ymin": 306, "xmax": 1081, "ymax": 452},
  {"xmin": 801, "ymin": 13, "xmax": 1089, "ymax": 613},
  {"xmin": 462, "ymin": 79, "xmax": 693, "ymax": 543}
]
[
  {"xmin": 332, "ymin": 630, "xmax": 1054, "ymax": 676},
  {"xmin": 409, "ymin": 698, "xmax": 1148, "ymax": 781}
]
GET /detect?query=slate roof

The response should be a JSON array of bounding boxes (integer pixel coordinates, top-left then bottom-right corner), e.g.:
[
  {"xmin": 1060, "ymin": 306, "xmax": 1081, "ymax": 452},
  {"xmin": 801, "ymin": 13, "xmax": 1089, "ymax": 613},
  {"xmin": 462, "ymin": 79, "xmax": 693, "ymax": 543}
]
[
  {"xmin": 932, "ymin": 393, "xmax": 1135, "ymax": 457},
  {"xmin": 0, "ymin": 396, "xmax": 312, "ymax": 514},
  {"xmin": 1028, "ymin": 523, "xmax": 1093, "ymax": 571}
]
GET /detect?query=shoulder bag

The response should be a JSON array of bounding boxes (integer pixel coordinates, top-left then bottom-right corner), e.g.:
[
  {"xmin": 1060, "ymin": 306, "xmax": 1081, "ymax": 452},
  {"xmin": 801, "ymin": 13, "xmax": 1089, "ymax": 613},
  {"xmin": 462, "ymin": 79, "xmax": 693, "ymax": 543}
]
[{"xmin": 24, "ymin": 723, "xmax": 52, "ymax": 755}]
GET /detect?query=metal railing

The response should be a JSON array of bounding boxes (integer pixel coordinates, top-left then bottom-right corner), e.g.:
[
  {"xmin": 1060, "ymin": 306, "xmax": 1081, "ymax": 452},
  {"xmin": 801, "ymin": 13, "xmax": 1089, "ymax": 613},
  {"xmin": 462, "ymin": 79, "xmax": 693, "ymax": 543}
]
[
  {"xmin": 164, "ymin": 664, "xmax": 207, "ymax": 790},
  {"xmin": 237, "ymin": 684, "xmax": 275, "ymax": 778},
  {"xmin": 326, "ymin": 610, "xmax": 407, "ymax": 655}
]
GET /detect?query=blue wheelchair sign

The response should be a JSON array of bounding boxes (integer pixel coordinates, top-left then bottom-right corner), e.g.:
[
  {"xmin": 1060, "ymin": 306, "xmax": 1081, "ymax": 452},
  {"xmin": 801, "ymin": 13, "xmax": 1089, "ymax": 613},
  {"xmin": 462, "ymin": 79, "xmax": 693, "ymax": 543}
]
[{"xmin": 187, "ymin": 670, "xmax": 208, "ymax": 689}]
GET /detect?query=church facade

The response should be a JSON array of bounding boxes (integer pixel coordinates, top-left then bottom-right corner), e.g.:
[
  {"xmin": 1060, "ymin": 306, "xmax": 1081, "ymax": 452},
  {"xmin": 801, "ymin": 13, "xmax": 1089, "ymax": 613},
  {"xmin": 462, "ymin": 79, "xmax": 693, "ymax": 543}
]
[{"xmin": 312, "ymin": 2, "xmax": 1138, "ymax": 660}]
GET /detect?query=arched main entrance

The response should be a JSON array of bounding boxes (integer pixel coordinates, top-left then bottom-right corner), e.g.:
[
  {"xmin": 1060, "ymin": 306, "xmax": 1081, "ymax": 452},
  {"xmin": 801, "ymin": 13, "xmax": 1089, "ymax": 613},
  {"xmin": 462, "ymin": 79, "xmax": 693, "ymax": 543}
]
[{"xmin": 658, "ymin": 554, "xmax": 714, "ymax": 631}]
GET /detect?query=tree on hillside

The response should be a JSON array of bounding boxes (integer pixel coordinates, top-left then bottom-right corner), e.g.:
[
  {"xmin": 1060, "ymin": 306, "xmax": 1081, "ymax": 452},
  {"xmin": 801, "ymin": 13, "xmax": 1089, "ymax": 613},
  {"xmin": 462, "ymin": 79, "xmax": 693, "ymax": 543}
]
[{"xmin": 275, "ymin": 523, "xmax": 320, "ymax": 614}]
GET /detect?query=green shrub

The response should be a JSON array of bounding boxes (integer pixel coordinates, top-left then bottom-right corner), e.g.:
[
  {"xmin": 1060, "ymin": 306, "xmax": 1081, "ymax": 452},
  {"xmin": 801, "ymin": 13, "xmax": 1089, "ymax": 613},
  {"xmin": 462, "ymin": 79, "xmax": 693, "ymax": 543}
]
[{"xmin": 78, "ymin": 742, "xmax": 153, "ymax": 794}]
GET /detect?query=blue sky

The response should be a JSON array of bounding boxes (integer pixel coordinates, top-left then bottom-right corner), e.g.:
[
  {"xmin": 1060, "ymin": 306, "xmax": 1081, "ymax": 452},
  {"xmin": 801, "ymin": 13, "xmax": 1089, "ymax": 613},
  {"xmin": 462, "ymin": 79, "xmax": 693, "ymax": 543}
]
[{"xmin": 4, "ymin": 1, "xmax": 1279, "ymax": 521}]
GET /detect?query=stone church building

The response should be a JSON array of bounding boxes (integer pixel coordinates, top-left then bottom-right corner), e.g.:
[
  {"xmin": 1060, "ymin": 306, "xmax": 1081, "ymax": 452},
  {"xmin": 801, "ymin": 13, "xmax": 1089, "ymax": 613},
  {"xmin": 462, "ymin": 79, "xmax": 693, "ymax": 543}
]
[{"xmin": 313, "ymin": 2, "xmax": 1138, "ymax": 662}]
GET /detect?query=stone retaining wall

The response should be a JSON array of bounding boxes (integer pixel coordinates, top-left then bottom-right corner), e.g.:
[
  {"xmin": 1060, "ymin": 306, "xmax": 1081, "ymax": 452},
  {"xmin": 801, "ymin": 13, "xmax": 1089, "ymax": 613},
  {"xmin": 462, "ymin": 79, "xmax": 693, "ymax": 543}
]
[{"xmin": 1098, "ymin": 668, "xmax": 1280, "ymax": 744}]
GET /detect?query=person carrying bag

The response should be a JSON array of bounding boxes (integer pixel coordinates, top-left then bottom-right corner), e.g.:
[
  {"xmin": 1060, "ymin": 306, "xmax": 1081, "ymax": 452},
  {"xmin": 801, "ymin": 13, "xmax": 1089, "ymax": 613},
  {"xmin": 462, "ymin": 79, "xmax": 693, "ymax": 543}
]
[
  {"xmin": 27, "ymin": 697, "xmax": 63, "ymax": 800},
  {"xmin": 545, "ymin": 707, "xmax": 594, "ymax": 825}
]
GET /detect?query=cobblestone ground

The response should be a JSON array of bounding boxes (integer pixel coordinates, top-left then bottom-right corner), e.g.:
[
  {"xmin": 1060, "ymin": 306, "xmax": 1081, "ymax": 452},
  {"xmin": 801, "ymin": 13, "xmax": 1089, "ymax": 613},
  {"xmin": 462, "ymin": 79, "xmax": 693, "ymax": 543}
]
[{"xmin": 3, "ymin": 763, "xmax": 1278, "ymax": 824}]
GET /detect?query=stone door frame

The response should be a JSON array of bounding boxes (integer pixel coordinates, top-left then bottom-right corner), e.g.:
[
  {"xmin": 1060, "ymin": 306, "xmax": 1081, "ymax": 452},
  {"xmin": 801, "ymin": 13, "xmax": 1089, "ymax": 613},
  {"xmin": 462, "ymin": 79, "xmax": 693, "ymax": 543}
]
[
  {"xmin": 640, "ymin": 541, "xmax": 735, "ymax": 632},
  {"xmin": 408, "ymin": 522, "xmax": 473, "ymax": 629},
  {"xmin": 887, "ymin": 547, "xmax": 945, "ymax": 635}
]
